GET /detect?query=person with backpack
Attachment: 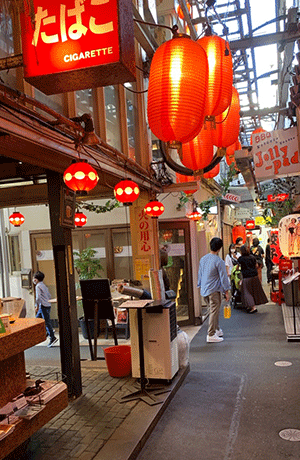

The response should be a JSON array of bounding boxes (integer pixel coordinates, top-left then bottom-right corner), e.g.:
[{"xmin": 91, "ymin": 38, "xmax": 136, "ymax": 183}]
[{"xmin": 250, "ymin": 237, "xmax": 264, "ymax": 283}]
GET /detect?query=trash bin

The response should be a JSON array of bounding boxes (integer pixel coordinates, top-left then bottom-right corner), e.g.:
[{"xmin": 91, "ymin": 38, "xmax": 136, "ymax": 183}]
[
  {"xmin": 282, "ymin": 280, "xmax": 300, "ymax": 307},
  {"xmin": 104, "ymin": 345, "xmax": 131, "ymax": 377}
]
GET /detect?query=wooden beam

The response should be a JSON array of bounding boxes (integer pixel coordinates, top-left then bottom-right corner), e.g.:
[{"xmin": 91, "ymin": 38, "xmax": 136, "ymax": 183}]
[
  {"xmin": 0, "ymin": 183, "xmax": 48, "ymax": 208},
  {"xmin": 0, "ymin": 54, "xmax": 23, "ymax": 71}
]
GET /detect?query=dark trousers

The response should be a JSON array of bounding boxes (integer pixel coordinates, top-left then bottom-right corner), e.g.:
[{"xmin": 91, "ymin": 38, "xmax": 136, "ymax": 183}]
[
  {"xmin": 266, "ymin": 260, "xmax": 273, "ymax": 283},
  {"xmin": 36, "ymin": 305, "xmax": 55, "ymax": 340}
]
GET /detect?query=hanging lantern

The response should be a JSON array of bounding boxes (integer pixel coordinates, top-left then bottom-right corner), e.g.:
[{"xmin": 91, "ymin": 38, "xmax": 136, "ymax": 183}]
[
  {"xmin": 232, "ymin": 224, "xmax": 246, "ymax": 244},
  {"xmin": 162, "ymin": 230, "xmax": 173, "ymax": 241},
  {"xmin": 198, "ymin": 33, "xmax": 233, "ymax": 118},
  {"xmin": 203, "ymin": 162, "xmax": 220, "ymax": 179},
  {"xmin": 245, "ymin": 220, "xmax": 255, "ymax": 230},
  {"xmin": 147, "ymin": 32, "xmax": 208, "ymax": 148},
  {"xmin": 278, "ymin": 214, "xmax": 300, "ymax": 258},
  {"xmin": 186, "ymin": 210, "xmax": 202, "ymax": 221},
  {"xmin": 144, "ymin": 200, "xmax": 165, "ymax": 218},
  {"xmin": 177, "ymin": 2, "xmax": 191, "ymax": 19},
  {"xmin": 74, "ymin": 212, "xmax": 87, "ymax": 227},
  {"xmin": 180, "ymin": 125, "xmax": 214, "ymax": 173},
  {"xmin": 211, "ymin": 87, "xmax": 240, "ymax": 148},
  {"xmin": 63, "ymin": 160, "xmax": 99, "ymax": 195},
  {"xmin": 9, "ymin": 211, "xmax": 25, "ymax": 227},
  {"xmin": 226, "ymin": 140, "xmax": 241, "ymax": 167},
  {"xmin": 176, "ymin": 173, "xmax": 197, "ymax": 195},
  {"xmin": 114, "ymin": 179, "xmax": 140, "ymax": 205},
  {"xmin": 246, "ymin": 231, "xmax": 253, "ymax": 238},
  {"xmin": 250, "ymin": 127, "xmax": 266, "ymax": 145}
]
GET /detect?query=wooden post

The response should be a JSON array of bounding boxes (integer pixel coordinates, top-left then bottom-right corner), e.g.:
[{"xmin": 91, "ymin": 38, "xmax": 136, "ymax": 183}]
[{"xmin": 47, "ymin": 171, "xmax": 82, "ymax": 398}]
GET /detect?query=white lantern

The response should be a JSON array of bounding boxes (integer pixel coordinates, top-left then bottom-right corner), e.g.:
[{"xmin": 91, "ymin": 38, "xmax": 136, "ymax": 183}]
[{"xmin": 278, "ymin": 214, "xmax": 300, "ymax": 258}]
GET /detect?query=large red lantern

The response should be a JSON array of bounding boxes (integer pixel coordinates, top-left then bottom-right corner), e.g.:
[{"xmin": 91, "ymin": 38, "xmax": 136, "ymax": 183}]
[
  {"xmin": 232, "ymin": 225, "xmax": 246, "ymax": 244},
  {"xmin": 147, "ymin": 33, "xmax": 208, "ymax": 147},
  {"xmin": 198, "ymin": 34, "xmax": 233, "ymax": 117},
  {"xmin": 114, "ymin": 179, "xmax": 140, "ymax": 205},
  {"xmin": 74, "ymin": 212, "xmax": 87, "ymax": 227},
  {"xmin": 250, "ymin": 127, "xmax": 266, "ymax": 145},
  {"xmin": 226, "ymin": 140, "xmax": 241, "ymax": 167},
  {"xmin": 211, "ymin": 87, "xmax": 240, "ymax": 148},
  {"xmin": 176, "ymin": 173, "xmax": 197, "ymax": 195},
  {"xmin": 203, "ymin": 162, "xmax": 220, "ymax": 179},
  {"xmin": 9, "ymin": 211, "xmax": 25, "ymax": 227},
  {"xmin": 144, "ymin": 200, "xmax": 165, "ymax": 218},
  {"xmin": 63, "ymin": 161, "xmax": 99, "ymax": 195},
  {"xmin": 180, "ymin": 126, "xmax": 214, "ymax": 173}
]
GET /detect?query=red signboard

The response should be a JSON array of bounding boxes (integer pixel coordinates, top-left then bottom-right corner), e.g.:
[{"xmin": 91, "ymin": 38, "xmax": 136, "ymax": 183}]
[
  {"xmin": 267, "ymin": 193, "xmax": 289, "ymax": 202},
  {"xmin": 21, "ymin": 0, "xmax": 136, "ymax": 94},
  {"xmin": 270, "ymin": 229, "xmax": 282, "ymax": 265},
  {"xmin": 245, "ymin": 220, "xmax": 255, "ymax": 230}
]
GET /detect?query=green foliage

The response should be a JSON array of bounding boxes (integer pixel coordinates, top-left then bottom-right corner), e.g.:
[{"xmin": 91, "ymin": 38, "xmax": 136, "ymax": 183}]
[
  {"xmin": 198, "ymin": 197, "xmax": 217, "ymax": 220},
  {"xmin": 262, "ymin": 198, "xmax": 295, "ymax": 227},
  {"xmin": 73, "ymin": 247, "xmax": 103, "ymax": 280},
  {"xmin": 77, "ymin": 199, "xmax": 120, "ymax": 214}
]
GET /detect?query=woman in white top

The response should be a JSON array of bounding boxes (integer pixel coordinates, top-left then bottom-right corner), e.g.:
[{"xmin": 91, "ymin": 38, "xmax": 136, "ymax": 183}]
[{"xmin": 225, "ymin": 243, "xmax": 238, "ymax": 279}]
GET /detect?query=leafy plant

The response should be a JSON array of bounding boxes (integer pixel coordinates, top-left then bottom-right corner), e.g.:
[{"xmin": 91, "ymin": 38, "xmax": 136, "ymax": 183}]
[
  {"xmin": 76, "ymin": 199, "xmax": 120, "ymax": 214},
  {"xmin": 73, "ymin": 247, "xmax": 103, "ymax": 280},
  {"xmin": 262, "ymin": 198, "xmax": 295, "ymax": 227}
]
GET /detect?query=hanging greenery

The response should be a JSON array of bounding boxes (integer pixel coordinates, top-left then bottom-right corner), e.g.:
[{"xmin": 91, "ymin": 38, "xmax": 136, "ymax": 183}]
[
  {"xmin": 262, "ymin": 197, "xmax": 295, "ymax": 228},
  {"xmin": 76, "ymin": 199, "xmax": 120, "ymax": 214}
]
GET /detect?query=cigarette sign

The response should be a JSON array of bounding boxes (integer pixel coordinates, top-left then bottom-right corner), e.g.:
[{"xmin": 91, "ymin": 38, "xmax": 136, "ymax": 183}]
[{"xmin": 21, "ymin": 0, "xmax": 136, "ymax": 94}]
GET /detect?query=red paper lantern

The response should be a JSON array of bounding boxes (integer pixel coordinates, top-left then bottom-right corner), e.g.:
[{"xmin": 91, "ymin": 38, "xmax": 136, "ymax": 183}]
[
  {"xmin": 186, "ymin": 211, "xmax": 202, "ymax": 221},
  {"xmin": 232, "ymin": 225, "xmax": 246, "ymax": 244},
  {"xmin": 74, "ymin": 212, "xmax": 87, "ymax": 227},
  {"xmin": 114, "ymin": 179, "xmax": 140, "ymax": 205},
  {"xmin": 203, "ymin": 162, "xmax": 220, "ymax": 179},
  {"xmin": 176, "ymin": 173, "xmax": 197, "ymax": 195},
  {"xmin": 177, "ymin": 2, "xmax": 191, "ymax": 19},
  {"xmin": 63, "ymin": 161, "xmax": 99, "ymax": 195},
  {"xmin": 144, "ymin": 200, "xmax": 165, "ymax": 218},
  {"xmin": 250, "ymin": 127, "xmax": 266, "ymax": 145},
  {"xmin": 211, "ymin": 87, "xmax": 240, "ymax": 148},
  {"xmin": 180, "ymin": 126, "xmax": 214, "ymax": 173},
  {"xmin": 162, "ymin": 230, "xmax": 173, "ymax": 241},
  {"xmin": 226, "ymin": 140, "xmax": 241, "ymax": 166},
  {"xmin": 147, "ymin": 34, "xmax": 208, "ymax": 146},
  {"xmin": 198, "ymin": 34, "xmax": 233, "ymax": 117},
  {"xmin": 9, "ymin": 211, "xmax": 25, "ymax": 227},
  {"xmin": 245, "ymin": 220, "xmax": 255, "ymax": 230}
]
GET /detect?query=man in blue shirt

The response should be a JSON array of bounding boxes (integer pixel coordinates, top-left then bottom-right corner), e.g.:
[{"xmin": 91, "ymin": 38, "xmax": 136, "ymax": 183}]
[
  {"xmin": 34, "ymin": 271, "xmax": 58, "ymax": 348},
  {"xmin": 197, "ymin": 237, "xmax": 231, "ymax": 343}
]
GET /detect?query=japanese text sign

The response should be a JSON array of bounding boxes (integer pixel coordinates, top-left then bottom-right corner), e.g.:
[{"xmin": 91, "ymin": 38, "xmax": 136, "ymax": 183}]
[
  {"xmin": 136, "ymin": 209, "xmax": 154, "ymax": 256},
  {"xmin": 21, "ymin": 0, "xmax": 136, "ymax": 95},
  {"xmin": 267, "ymin": 193, "xmax": 289, "ymax": 202},
  {"xmin": 252, "ymin": 127, "xmax": 299, "ymax": 181}
]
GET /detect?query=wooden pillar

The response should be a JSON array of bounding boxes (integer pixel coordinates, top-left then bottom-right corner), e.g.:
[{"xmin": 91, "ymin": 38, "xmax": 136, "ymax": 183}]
[
  {"xmin": 47, "ymin": 171, "xmax": 82, "ymax": 398},
  {"xmin": 129, "ymin": 191, "xmax": 160, "ymax": 290}
]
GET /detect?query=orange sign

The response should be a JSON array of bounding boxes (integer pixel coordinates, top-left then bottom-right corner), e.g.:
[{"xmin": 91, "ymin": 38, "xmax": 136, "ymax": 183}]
[{"xmin": 21, "ymin": 0, "xmax": 136, "ymax": 94}]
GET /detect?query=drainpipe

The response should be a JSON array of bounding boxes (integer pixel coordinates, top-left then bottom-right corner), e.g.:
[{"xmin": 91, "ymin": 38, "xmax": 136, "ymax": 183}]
[{"xmin": 0, "ymin": 209, "xmax": 11, "ymax": 297}]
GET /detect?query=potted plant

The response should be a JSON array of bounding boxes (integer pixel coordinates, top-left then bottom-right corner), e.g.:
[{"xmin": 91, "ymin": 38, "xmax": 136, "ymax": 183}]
[{"xmin": 74, "ymin": 247, "xmax": 103, "ymax": 339}]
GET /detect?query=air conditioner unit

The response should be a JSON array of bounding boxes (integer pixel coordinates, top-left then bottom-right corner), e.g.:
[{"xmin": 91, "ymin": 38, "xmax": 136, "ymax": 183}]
[{"xmin": 130, "ymin": 301, "xmax": 179, "ymax": 380}]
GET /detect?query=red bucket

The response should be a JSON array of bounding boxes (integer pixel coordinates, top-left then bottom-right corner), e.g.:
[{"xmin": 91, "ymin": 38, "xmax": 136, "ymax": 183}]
[{"xmin": 103, "ymin": 345, "xmax": 131, "ymax": 378}]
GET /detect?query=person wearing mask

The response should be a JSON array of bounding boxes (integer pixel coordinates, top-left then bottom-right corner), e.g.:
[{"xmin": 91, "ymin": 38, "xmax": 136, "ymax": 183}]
[
  {"xmin": 34, "ymin": 271, "xmax": 58, "ymax": 347},
  {"xmin": 235, "ymin": 237, "xmax": 244, "ymax": 256},
  {"xmin": 197, "ymin": 237, "xmax": 230, "ymax": 343},
  {"xmin": 225, "ymin": 243, "xmax": 239, "ymax": 280},
  {"xmin": 238, "ymin": 245, "xmax": 268, "ymax": 314},
  {"xmin": 265, "ymin": 238, "xmax": 274, "ymax": 284},
  {"xmin": 250, "ymin": 237, "xmax": 264, "ymax": 283}
]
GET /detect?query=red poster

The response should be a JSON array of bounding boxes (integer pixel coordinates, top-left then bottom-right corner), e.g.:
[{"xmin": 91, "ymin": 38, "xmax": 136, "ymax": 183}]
[{"xmin": 270, "ymin": 230, "xmax": 282, "ymax": 265}]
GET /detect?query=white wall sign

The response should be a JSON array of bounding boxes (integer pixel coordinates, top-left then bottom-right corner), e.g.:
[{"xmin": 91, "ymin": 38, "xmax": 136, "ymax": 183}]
[{"xmin": 223, "ymin": 193, "xmax": 241, "ymax": 203}]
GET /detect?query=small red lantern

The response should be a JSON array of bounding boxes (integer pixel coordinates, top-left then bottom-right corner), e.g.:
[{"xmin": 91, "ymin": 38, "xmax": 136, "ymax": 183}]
[
  {"xmin": 198, "ymin": 34, "xmax": 233, "ymax": 118},
  {"xmin": 232, "ymin": 225, "xmax": 246, "ymax": 244},
  {"xmin": 186, "ymin": 211, "xmax": 202, "ymax": 221},
  {"xmin": 203, "ymin": 162, "xmax": 220, "ymax": 179},
  {"xmin": 180, "ymin": 125, "xmax": 214, "ymax": 173},
  {"xmin": 74, "ymin": 212, "xmax": 87, "ymax": 227},
  {"xmin": 9, "ymin": 211, "xmax": 25, "ymax": 227},
  {"xmin": 63, "ymin": 160, "xmax": 99, "ymax": 195},
  {"xmin": 211, "ymin": 87, "xmax": 240, "ymax": 148},
  {"xmin": 163, "ymin": 230, "xmax": 173, "ymax": 241},
  {"xmin": 114, "ymin": 179, "xmax": 140, "ymax": 205},
  {"xmin": 147, "ymin": 33, "xmax": 208, "ymax": 147},
  {"xmin": 245, "ymin": 220, "xmax": 255, "ymax": 230},
  {"xmin": 144, "ymin": 200, "xmax": 165, "ymax": 218}
]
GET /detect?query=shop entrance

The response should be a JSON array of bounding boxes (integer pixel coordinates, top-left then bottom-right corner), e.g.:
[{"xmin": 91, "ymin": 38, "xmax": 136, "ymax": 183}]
[{"xmin": 159, "ymin": 221, "xmax": 194, "ymax": 326}]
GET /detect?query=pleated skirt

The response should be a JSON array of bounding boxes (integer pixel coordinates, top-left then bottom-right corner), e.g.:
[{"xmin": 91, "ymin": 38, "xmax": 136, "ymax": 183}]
[{"xmin": 241, "ymin": 276, "xmax": 268, "ymax": 308}]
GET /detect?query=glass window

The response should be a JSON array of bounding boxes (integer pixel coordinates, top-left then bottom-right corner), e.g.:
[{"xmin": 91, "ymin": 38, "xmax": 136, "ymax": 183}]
[
  {"xmin": 34, "ymin": 88, "xmax": 65, "ymax": 115},
  {"xmin": 8, "ymin": 235, "xmax": 21, "ymax": 273},
  {"xmin": 126, "ymin": 83, "xmax": 139, "ymax": 162},
  {"xmin": 112, "ymin": 229, "xmax": 133, "ymax": 280},
  {"xmin": 75, "ymin": 88, "xmax": 94, "ymax": 118},
  {"xmin": 104, "ymin": 85, "xmax": 121, "ymax": 151},
  {"xmin": 0, "ymin": 12, "xmax": 16, "ymax": 89}
]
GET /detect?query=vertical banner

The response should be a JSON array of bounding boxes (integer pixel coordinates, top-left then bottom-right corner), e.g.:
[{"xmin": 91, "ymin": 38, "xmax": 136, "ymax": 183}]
[{"xmin": 135, "ymin": 208, "xmax": 154, "ymax": 256}]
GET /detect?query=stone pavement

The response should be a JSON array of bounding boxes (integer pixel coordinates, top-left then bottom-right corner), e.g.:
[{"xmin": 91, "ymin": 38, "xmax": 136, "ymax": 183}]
[{"xmin": 21, "ymin": 357, "xmax": 189, "ymax": 460}]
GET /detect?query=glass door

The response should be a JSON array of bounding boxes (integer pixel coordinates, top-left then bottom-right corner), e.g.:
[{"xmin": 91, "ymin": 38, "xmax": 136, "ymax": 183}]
[{"xmin": 159, "ymin": 221, "xmax": 194, "ymax": 325}]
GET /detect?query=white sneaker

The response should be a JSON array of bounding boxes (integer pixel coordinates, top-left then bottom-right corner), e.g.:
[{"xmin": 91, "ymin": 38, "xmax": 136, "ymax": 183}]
[
  {"xmin": 216, "ymin": 329, "xmax": 223, "ymax": 337},
  {"xmin": 207, "ymin": 333, "xmax": 224, "ymax": 343}
]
